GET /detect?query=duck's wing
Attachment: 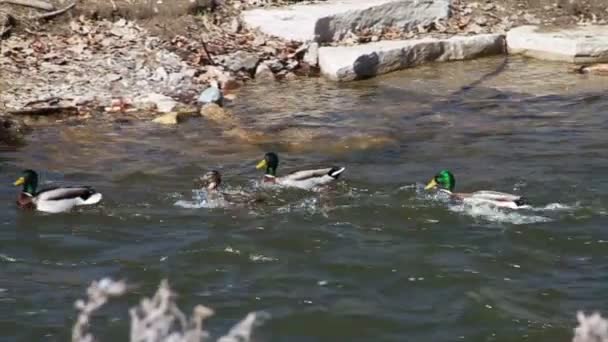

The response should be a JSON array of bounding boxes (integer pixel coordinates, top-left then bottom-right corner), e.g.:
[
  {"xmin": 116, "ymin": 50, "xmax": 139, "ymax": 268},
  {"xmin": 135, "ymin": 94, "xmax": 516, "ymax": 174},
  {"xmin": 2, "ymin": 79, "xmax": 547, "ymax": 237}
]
[
  {"xmin": 283, "ymin": 167, "xmax": 345, "ymax": 181},
  {"xmin": 36, "ymin": 186, "xmax": 102, "ymax": 204},
  {"xmin": 470, "ymin": 190, "xmax": 521, "ymax": 202}
]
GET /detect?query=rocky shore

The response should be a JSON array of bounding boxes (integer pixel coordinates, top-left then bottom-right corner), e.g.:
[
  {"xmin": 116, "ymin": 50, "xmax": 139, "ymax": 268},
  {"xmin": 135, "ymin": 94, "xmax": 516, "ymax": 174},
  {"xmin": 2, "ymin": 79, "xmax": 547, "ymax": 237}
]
[{"xmin": 1, "ymin": 0, "xmax": 608, "ymax": 142}]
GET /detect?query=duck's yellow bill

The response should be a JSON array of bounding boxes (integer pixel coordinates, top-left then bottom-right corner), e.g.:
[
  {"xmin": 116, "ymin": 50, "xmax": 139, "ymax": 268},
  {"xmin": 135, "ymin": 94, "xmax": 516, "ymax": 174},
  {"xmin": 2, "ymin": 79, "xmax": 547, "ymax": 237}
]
[
  {"xmin": 424, "ymin": 179, "xmax": 437, "ymax": 190},
  {"xmin": 256, "ymin": 159, "xmax": 267, "ymax": 170},
  {"xmin": 14, "ymin": 177, "xmax": 25, "ymax": 186}
]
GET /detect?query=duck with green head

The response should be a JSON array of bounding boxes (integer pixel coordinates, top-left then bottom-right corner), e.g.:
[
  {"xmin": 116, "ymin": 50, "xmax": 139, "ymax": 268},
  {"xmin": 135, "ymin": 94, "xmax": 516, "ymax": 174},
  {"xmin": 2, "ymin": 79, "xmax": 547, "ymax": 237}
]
[
  {"xmin": 255, "ymin": 152, "xmax": 345, "ymax": 190},
  {"xmin": 14, "ymin": 169, "xmax": 103, "ymax": 213},
  {"xmin": 424, "ymin": 169, "xmax": 529, "ymax": 209}
]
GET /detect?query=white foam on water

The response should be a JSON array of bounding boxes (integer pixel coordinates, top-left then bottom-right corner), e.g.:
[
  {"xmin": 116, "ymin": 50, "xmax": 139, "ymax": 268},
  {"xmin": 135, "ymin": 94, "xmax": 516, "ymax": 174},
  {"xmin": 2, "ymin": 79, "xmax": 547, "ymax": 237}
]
[
  {"xmin": 0, "ymin": 254, "xmax": 17, "ymax": 262},
  {"xmin": 448, "ymin": 201, "xmax": 552, "ymax": 225},
  {"xmin": 174, "ymin": 189, "xmax": 229, "ymax": 209}
]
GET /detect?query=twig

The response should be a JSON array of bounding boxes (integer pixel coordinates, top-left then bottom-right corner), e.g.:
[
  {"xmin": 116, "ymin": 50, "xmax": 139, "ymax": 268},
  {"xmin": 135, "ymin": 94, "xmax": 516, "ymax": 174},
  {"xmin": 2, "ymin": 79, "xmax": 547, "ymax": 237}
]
[
  {"xmin": 201, "ymin": 37, "xmax": 215, "ymax": 65},
  {"xmin": 31, "ymin": 2, "xmax": 76, "ymax": 20},
  {"xmin": 0, "ymin": 0, "xmax": 54, "ymax": 11}
]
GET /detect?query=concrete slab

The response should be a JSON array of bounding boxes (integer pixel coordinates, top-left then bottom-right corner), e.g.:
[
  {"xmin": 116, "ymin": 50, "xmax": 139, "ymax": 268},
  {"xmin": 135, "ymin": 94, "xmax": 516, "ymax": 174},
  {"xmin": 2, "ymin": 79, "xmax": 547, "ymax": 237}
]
[
  {"xmin": 319, "ymin": 34, "xmax": 505, "ymax": 81},
  {"xmin": 507, "ymin": 25, "xmax": 608, "ymax": 63},
  {"xmin": 242, "ymin": 0, "xmax": 450, "ymax": 43}
]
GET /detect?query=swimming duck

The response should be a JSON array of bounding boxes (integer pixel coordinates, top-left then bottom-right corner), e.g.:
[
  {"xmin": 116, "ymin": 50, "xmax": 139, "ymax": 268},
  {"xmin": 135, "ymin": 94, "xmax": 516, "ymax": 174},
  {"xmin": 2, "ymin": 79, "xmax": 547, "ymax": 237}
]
[
  {"xmin": 424, "ymin": 170, "xmax": 529, "ymax": 209},
  {"xmin": 255, "ymin": 152, "xmax": 345, "ymax": 190},
  {"xmin": 199, "ymin": 170, "xmax": 263, "ymax": 205},
  {"xmin": 14, "ymin": 169, "xmax": 103, "ymax": 213}
]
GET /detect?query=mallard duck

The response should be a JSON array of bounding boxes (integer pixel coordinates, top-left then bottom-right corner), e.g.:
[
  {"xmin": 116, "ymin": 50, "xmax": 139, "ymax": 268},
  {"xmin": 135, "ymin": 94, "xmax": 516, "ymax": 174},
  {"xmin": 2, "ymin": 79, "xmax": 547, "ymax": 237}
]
[
  {"xmin": 424, "ymin": 170, "xmax": 529, "ymax": 209},
  {"xmin": 255, "ymin": 152, "xmax": 345, "ymax": 190},
  {"xmin": 14, "ymin": 169, "xmax": 103, "ymax": 213},
  {"xmin": 198, "ymin": 170, "xmax": 263, "ymax": 205}
]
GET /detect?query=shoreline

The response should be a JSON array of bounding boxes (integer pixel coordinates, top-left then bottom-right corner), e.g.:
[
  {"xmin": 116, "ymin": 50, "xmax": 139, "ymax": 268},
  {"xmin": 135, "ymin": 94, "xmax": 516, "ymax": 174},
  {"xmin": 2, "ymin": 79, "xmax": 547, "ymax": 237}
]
[{"xmin": 1, "ymin": 0, "xmax": 607, "ymax": 142}]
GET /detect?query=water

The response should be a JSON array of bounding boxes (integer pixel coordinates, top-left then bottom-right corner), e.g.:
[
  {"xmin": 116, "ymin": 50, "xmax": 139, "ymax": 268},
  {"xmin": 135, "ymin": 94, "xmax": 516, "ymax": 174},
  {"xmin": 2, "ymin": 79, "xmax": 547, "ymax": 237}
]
[{"xmin": 2, "ymin": 56, "xmax": 608, "ymax": 341}]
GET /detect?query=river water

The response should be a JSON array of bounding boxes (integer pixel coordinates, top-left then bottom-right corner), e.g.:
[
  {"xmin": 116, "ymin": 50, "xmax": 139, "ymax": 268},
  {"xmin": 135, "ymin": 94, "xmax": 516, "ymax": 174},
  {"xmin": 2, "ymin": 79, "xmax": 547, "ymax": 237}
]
[{"xmin": 2, "ymin": 57, "xmax": 608, "ymax": 341}]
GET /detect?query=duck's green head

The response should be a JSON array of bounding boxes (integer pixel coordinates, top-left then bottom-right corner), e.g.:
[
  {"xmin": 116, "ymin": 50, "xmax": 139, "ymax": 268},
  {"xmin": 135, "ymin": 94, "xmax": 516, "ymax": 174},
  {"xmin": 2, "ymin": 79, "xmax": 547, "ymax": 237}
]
[
  {"xmin": 14, "ymin": 169, "xmax": 38, "ymax": 194},
  {"xmin": 425, "ymin": 170, "xmax": 455, "ymax": 192},
  {"xmin": 256, "ymin": 152, "xmax": 278, "ymax": 176}
]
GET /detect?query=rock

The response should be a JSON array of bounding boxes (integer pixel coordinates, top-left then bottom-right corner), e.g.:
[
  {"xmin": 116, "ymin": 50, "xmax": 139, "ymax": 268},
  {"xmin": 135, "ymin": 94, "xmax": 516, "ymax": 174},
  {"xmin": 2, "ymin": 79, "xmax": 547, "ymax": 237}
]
[
  {"xmin": 197, "ymin": 83, "xmax": 224, "ymax": 106},
  {"xmin": 265, "ymin": 58, "xmax": 284, "ymax": 72},
  {"xmin": 200, "ymin": 103, "xmax": 229, "ymax": 121},
  {"xmin": 229, "ymin": 17, "xmax": 241, "ymax": 34},
  {"xmin": 153, "ymin": 66, "xmax": 169, "ymax": 81},
  {"xmin": 242, "ymin": 0, "xmax": 450, "ymax": 43},
  {"xmin": 152, "ymin": 112, "xmax": 182, "ymax": 125},
  {"xmin": 284, "ymin": 72, "xmax": 297, "ymax": 81},
  {"xmin": 507, "ymin": 25, "xmax": 608, "ymax": 63},
  {"xmin": 255, "ymin": 63, "xmax": 275, "ymax": 81},
  {"xmin": 303, "ymin": 42, "xmax": 319, "ymax": 66},
  {"xmin": 134, "ymin": 93, "xmax": 178, "ymax": 113},
  {"xmin": 319, "ymin": 34, "xmax": 505, "ymax": 81},
  {"xmin": 224, "ymin": 51, "xmax": 260, "ymax": 73}
]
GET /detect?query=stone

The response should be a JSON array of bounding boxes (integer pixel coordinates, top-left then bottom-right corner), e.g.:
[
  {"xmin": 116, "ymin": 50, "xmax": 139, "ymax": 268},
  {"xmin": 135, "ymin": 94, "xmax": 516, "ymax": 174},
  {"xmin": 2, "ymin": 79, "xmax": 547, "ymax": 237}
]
[
  {"xmin": 200, "ymin": 103, "xmax": 229, "ymax": 121},
  {"xmin": 242, "ymin": 0, "xmax": 450, "ymax": 43},
  {"xmin": 319, "ymin": 34, "xmax": 505, "ymax": 81},
  {"xmin": 265, "ymin": 58, "xmax": 284, "ymax": 72},
  {"xmin": 152, "ymin": 112, "xmax": 182, "ymax": 125},
  {"xmin": 223, "ymin": 51, "xmax": 260, "ymax": 73},
  {"xmin": 507, "ymin": 25, "xmax": 608, "ymax": 63},
  {"xmin": 134, "ymin": 93, "xmax": 178, "ymax": 113},
  {"xmin": 303, "ymin": 42, "xmax": 320, "ymax": 66},
  {"xmin": 197, "ymin": 84, "xmax": 224, "ymax": 106},
  {"xmin": 255, "ymin": 63, "xmax": 276, "ymax": 81}
]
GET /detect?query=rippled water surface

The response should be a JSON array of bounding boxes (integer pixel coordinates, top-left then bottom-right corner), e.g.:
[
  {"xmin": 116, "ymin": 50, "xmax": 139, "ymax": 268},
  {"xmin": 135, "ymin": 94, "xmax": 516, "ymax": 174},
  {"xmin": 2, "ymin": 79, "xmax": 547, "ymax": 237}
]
[{"xmin": 2, "ymin": 57, "xmax": 608, "ymax": 341}]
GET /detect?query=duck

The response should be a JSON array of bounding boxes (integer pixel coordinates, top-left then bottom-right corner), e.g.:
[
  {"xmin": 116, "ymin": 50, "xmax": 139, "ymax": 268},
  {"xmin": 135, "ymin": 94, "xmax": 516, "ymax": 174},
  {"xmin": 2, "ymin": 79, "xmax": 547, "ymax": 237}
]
[
  {"xmin": 198, "ymin": 170, "xmax": 263, "ymax": 206},
  {"xmin": 424, "ymin": 170, "xmax": 529, "ymax": 209},
  {"xmin": 255, "ymin": 152, "xmax": 345, "ymax": 190},
  {"xmin": 14, "ymin": 169, "xmax": 103, "ymax": 213}
]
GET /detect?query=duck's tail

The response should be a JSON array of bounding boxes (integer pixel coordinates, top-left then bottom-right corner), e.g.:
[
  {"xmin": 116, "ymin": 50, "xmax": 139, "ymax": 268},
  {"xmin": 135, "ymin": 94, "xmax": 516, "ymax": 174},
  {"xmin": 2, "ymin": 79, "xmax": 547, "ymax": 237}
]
[
  {"xmin": 77, "ymin": 192, "xmax": 103, "ymax": 206},
  {"xmin": 328, "ymin": 167, "xmax": 346, "ymax": 179}
]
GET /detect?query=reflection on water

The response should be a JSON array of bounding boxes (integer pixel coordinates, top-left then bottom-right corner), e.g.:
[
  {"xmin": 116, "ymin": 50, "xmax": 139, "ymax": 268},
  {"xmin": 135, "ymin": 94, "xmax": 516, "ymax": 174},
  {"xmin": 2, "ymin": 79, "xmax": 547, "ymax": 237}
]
[{"xmin": 2, "ymin": 56, "xmax": 608, "ymax": 342}]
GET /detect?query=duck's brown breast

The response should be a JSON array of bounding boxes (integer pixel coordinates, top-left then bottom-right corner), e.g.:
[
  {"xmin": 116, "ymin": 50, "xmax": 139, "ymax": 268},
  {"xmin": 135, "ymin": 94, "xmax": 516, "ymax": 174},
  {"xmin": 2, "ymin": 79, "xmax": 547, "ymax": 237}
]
[{"xmin": 16, "ymin": 193, "xmax": 35, "ymax": 210}]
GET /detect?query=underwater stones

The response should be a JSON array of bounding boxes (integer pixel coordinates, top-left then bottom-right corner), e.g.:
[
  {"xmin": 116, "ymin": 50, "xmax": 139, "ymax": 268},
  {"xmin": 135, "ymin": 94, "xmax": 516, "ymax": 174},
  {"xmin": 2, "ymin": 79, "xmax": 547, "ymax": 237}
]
[
  {"xmin": 319, "ymin": 34, "xmax": 505, "ymax": 81},
  {"xmin": 152, "ymin": 112, "xmax": 181, "ymax": 125},
  {"xmin": 242, "ymin": 0, "xmax": 450, "ymax": 43},
  {"xmin": 507, "ymin": 25, "xmax": 608, "ymax": 63},
  {"xmin": 199, "ymin": 103, "xmax": 228, "ymax": 121}
]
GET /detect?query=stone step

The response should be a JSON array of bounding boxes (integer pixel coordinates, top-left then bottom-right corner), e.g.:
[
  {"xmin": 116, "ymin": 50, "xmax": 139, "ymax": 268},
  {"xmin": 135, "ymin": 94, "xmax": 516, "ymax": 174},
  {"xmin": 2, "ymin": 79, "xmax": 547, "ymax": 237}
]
[
  {"xmin": 319, "ymin": 34, "xmax": 505, "ymax": 81},
  {"xmin": 242, "ymin": 0, "xmax": 450, "ymax": 43},
  {"xmin": 506, "ymin": 25, "xmax": 608, "ymax": 63}
]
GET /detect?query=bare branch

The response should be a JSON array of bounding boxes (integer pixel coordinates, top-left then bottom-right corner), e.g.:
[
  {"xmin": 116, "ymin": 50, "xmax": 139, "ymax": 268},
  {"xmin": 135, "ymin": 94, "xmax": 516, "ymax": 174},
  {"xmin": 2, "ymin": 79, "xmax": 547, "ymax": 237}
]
[
  {"xmin": 0, "ymin": 0, "xmax": 54, "ymax": 11},
  {"xmin": 31, "ymin": 2, "xmax": 76, "ymax": 20}
]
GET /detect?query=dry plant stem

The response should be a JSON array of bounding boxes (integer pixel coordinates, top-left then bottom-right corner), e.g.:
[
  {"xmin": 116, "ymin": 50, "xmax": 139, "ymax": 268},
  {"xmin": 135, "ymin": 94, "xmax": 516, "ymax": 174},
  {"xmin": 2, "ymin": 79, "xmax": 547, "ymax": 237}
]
[
  {"xmin": 32, "ymin": 2, "xmax": 76, "ymax": 20},
  {"xmin": 0, "ymin": 0, "xmax": 54, "ymax": 11}
]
